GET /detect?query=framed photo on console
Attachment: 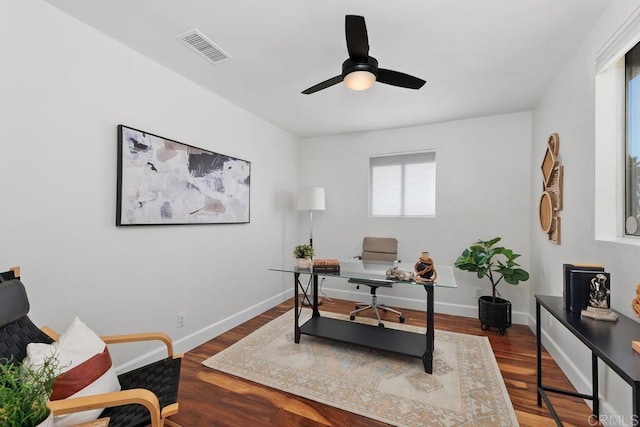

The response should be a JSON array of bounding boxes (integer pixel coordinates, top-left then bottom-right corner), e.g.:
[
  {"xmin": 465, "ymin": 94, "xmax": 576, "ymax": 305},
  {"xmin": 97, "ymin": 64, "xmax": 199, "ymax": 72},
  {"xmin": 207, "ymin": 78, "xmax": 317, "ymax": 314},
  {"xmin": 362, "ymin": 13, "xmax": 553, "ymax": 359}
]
[{"xmin": 116, "ymin": 125, "xmax": 251, "ymax": 225}]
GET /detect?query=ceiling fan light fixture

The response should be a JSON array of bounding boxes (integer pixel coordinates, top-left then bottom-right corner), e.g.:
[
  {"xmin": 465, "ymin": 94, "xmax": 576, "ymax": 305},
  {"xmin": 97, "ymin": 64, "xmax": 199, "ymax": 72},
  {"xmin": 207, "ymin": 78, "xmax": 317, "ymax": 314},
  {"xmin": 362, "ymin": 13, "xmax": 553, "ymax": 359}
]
[
  {"xmin": 343, "ymin": 70, "xmax": 376, "ymax": 91},
  {"xmin": 300, "ymin": 16, "xmax": 425, "ymax": 95}
]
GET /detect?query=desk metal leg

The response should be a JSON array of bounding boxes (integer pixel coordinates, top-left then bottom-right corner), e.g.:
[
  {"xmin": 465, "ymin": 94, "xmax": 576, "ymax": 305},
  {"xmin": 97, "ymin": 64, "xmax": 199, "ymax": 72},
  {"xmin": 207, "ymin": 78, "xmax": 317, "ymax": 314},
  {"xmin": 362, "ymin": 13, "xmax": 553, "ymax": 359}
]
[
  {"xmin": 634, "ymin": 385, "xmax": 639, "ymax": 425},
  {"xmin": 592, "ymin": 353, "xmax": 599, "ymax": 417},
  {"xmin": 312, "ymin": 274, "xmax": 320, "ymax": 317},
  {"xmin": 294, "ymin": 273, "xmax": 301, "ymax": 343},
  {"xmin": 422, "ymin": 284, "xmax": 434, "ymax": 374},
  {"xmin": 536, "ymin": 301, "xmax": 542, "ymax": 407},
  {"xmin": 294, "ymin": 273, "xmax": 320, "ymax": 343}
]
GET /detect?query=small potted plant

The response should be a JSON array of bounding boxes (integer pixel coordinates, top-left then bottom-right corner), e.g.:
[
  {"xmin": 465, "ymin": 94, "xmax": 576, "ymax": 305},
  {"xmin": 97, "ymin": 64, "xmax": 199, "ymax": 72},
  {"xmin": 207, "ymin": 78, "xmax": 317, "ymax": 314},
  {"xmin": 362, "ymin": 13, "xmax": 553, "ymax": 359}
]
[
  {"xmin": 454, "ymin": 237, "xmax": 529, "ymax": 335},
  {"xmin": 0, "ymin": 355, "xmax": 59, "ymax": 427},
  {"xmin": 293, "ymin": 244, "xmax": 315, "ymax": 269}
]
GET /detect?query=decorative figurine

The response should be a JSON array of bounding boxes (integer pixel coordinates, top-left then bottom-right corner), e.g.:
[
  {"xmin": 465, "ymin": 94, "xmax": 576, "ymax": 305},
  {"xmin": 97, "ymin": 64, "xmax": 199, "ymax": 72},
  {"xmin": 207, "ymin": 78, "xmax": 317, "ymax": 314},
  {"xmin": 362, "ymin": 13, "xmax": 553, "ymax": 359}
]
[
  {"xmin": 414, "ymin": 252, "xmax": 437, "ymax": 283},
  {"xmin": 581, "ymin": 272, "xmax": 617, "ymax": 322},
  {"xmin": 386, "ymin": 267, "xmax": 414, "ymax": 281},
  {"xmin": 588, "ymin": 273, "xmax": 610, "ymax": 309}
]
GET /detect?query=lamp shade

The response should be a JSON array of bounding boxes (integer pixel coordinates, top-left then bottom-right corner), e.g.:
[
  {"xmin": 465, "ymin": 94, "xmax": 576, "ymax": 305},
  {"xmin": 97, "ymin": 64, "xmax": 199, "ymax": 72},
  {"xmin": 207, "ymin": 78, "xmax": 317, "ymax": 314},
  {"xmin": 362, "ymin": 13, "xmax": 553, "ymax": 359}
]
[{"xmin": 297, "ymin": 187, "xmax": 325, "ymax": 211}]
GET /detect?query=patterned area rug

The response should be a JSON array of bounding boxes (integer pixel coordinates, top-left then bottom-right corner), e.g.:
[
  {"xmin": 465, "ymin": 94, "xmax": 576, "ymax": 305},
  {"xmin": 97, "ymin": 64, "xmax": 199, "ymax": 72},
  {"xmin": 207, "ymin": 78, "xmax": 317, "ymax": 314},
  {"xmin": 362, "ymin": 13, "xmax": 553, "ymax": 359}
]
[{"xmin": 202, "ymin": 309, "xmax": 519, "ymax": 426}]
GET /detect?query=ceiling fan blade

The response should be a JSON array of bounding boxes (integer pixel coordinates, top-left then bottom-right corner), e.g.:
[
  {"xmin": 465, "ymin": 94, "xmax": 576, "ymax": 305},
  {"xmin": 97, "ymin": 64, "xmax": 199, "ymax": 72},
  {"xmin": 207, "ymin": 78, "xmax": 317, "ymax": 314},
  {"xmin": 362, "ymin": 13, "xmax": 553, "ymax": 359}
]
[
  {"xmin": 301, "ymin": 75, "xmax": 343, "ymax": 94},
  {"xmin": 345, "ymin": 15, "xmax": 369, "ymax": 59},
  {"xmin": 377, "ymin": 69, "xmax": 426, "ymax": 89}
]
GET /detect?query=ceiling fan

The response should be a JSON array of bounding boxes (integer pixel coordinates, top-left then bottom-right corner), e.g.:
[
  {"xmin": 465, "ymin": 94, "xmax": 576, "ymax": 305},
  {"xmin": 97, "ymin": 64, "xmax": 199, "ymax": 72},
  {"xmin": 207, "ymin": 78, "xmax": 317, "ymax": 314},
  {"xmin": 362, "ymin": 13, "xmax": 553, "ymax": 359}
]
[{"xmin": 302, "ymin": 15, "xmax": 426, "ymax": 95}]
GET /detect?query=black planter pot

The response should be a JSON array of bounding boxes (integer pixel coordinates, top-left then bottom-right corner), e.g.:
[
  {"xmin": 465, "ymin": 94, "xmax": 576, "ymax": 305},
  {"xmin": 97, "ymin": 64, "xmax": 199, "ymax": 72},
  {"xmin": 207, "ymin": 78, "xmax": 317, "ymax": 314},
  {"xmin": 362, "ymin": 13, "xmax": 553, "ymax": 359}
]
[{"xmin": 478, "ymin": 295, "xmax": 512, "ymax": 335}]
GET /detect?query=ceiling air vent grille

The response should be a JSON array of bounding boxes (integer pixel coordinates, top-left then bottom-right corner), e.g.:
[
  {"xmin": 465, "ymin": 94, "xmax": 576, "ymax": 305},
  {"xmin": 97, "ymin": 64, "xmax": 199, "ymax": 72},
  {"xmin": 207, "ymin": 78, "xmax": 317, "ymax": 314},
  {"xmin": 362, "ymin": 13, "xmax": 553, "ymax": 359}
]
[{"xmin": 175, "ymin": 29, "xmax": 232, "ymax": 65}]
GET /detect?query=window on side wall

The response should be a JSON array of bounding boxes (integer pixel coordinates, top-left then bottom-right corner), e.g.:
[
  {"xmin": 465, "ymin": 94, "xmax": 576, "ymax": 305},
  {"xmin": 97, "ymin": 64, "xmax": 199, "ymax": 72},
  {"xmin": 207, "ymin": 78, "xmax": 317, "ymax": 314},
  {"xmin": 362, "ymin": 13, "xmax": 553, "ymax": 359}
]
[
  {"xmin": 369, "ymin": 151, "xmax": 436, "ymax": 217},
  {"xmin": 594, "ymin": 12, "xmax": 640, "ymax": 242},
  {"xmin": 626, "ymin": 42, "xmax": 640, "ymax": 236}
]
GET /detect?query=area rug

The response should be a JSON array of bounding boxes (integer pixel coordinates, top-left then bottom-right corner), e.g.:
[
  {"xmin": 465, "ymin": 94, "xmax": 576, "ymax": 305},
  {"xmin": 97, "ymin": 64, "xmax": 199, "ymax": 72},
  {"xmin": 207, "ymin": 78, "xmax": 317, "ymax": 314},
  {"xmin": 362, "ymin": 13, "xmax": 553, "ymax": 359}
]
[{"xmin": 202, "ymin": 309, "xmax": 519, "ymax": 426}]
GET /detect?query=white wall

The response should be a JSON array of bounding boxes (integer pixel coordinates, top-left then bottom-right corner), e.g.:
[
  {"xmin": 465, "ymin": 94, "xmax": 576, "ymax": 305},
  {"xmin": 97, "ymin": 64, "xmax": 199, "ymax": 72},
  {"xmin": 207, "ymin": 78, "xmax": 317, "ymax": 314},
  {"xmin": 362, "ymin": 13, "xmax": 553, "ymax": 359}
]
[
  {"xmin": 297, "ymin": 112, "xmax": 533, "ymax": 321},
  {"xmin": 0, "ymin": 0, "xmax": 298, "ymax": 368},
  {"xmin": 531, "ymin": 0, "xmax": 640, "ymax": 422}
]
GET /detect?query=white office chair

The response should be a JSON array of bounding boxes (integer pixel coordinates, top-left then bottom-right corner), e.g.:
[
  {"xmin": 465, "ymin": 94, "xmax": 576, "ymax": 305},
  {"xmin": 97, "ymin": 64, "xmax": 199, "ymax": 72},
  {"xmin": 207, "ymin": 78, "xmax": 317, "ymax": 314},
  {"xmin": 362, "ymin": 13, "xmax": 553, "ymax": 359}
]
[{"xmin": 349, "ymin": 237, "xmax": 405, "ymax": 326}]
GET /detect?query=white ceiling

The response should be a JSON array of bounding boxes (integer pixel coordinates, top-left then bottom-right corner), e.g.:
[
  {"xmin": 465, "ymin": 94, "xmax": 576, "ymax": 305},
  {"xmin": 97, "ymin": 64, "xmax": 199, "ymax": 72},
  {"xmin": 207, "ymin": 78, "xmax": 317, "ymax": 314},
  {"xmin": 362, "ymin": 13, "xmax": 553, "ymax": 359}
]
[{"xmin": 45, "ymin": 0, "xmax": 612, "ymax": 138}]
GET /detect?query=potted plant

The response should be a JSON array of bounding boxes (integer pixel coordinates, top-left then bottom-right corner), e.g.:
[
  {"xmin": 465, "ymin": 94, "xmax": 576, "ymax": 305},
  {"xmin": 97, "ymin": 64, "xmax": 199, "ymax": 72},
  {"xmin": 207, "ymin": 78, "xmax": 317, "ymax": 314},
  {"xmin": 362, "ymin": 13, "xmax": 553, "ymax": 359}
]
[
  {"xmin": 293, "ymin": 243, "xmax": 314, "ymax": 269},
  {"xmin": 454, "ymin": 237, "xmax": 529, "ymax": 335},
  {"xmin": 0, "ymin": 356, "xmax": 58, "ymax": 427}
]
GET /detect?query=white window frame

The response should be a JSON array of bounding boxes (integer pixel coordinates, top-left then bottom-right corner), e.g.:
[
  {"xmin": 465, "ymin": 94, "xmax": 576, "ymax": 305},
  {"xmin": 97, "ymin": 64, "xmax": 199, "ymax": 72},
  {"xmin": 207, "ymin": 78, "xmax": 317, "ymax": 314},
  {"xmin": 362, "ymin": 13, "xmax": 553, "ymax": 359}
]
[
  {"xmin": 595, "ymin": 7, "xmax": 640, "ymax": 244},
  {"xmin": 369, "ymin": 151, "xmax": 436, "ymax": 218}
]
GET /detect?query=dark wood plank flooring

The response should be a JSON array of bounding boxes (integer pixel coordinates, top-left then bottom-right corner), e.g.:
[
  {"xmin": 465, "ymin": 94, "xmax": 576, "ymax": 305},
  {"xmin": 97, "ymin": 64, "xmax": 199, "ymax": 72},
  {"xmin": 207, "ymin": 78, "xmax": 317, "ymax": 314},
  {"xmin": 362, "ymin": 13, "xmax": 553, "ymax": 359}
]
[{"xmin": 169, "ymin": 297, "xmax": 598, "ymax": 426}]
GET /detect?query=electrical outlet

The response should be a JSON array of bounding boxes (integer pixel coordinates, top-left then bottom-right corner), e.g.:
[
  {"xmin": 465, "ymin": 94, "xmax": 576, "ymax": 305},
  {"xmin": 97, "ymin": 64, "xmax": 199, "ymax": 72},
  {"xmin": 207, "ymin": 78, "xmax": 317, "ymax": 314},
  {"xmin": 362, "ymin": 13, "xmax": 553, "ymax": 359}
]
[
  {"xmin": 474, "ymin": 288, "xmax": 482, "ymax": 298},
  {"xmin": 177, "ymin": 312, "xmax": 185, "ymax": 328}
]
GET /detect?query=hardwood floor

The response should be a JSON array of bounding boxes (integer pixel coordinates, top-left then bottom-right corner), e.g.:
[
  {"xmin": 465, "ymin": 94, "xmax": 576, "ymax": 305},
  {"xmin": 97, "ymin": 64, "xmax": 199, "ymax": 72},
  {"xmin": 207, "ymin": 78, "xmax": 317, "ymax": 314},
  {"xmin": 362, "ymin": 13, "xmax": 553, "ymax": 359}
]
[{"xmin": 169, "ymin": 297, "xmax": 598, "ymax": 426}]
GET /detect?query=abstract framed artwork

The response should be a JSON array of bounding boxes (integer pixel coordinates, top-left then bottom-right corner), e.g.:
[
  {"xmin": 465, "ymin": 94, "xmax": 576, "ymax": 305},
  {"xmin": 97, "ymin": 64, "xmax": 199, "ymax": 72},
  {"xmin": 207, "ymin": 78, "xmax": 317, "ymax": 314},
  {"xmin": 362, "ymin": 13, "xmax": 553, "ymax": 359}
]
[{"xmin": 116, "ymin": 125, "xmax": 250, "ymax": 225}]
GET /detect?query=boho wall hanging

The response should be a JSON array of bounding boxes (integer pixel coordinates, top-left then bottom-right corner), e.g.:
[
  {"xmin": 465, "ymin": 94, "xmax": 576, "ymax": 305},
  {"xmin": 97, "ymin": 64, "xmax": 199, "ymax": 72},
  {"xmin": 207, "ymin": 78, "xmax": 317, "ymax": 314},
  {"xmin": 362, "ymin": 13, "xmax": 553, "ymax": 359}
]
[
  {"xmin": 116, "ymin": 125, "xmax": 251, "ymax": 225},
  {"xmin": 539, "ymin": 133, "xmax": 563, "ymax": 244}
]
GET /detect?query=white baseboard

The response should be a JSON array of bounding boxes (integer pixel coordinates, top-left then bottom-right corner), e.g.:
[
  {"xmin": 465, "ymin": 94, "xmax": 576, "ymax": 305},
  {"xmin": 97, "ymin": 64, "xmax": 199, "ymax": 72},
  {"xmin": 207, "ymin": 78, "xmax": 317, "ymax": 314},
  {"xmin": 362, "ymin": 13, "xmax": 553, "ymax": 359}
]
[{"xmin": 114, "ymin": 289, "xmax": 291, "ymax": 373}]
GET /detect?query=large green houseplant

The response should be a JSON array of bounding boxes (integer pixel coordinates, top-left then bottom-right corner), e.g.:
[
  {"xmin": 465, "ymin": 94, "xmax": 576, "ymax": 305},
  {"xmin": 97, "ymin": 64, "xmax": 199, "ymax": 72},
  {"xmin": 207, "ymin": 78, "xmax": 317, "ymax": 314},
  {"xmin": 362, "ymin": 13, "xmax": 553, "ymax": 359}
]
[
  {"xmin": 454, "ymin": 237, "xmax": 529, "ymax": 334},
  {"xmin": 0, "ymin": 356, "xmax": 58, "ymax": 427}
]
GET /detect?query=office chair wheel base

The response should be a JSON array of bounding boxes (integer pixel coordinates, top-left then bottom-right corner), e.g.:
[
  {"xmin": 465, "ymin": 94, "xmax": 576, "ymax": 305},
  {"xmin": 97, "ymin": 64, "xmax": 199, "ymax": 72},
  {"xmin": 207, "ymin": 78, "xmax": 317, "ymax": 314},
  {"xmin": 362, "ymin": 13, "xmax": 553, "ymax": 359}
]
[
  {"xmin": 378, "ymin": 322, "xmax": 384, "ymax": 327},
  {"xmin": 350, "ymin": 315, "xmax": 355, "ymax": 321},
  {"xmin": 399, "ymin": 316, "xmax": 405, "ymax": 323}
]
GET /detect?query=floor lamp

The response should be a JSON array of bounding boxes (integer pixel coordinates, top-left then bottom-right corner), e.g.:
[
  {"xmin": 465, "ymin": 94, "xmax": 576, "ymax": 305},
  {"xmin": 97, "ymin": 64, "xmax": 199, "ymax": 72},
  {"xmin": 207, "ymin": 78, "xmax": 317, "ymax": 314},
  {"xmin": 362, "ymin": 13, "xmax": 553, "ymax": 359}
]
[
  {"xmin": 297, "ymin": 187, "xmax": 325, "ymax": 306},
  {"xmin": 296, "ymin": 187, "xmax": 325, "ymax": 247}
]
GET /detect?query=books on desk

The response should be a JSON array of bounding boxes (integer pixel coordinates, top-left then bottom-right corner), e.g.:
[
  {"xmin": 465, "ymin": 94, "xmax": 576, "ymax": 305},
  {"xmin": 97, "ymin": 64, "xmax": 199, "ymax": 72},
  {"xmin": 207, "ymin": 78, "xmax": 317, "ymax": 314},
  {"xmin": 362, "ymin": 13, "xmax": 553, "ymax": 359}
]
[
  {"xmin": 563, "ymin": 263, "xmax": 604, "ymax": 312},
  {"xmin": 312, "ymin": 259, "xmax": 340, "ymax": 273},
  {"xmin": 563, "ymin": 263, "xmax": 617, "ymax": 321}
]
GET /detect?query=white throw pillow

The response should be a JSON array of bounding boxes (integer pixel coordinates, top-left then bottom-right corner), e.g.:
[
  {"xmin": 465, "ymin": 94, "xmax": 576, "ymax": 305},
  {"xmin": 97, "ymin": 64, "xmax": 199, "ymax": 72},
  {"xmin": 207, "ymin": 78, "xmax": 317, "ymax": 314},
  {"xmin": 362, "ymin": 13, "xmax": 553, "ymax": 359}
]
[{"xmin": 24, "ymin": 316, "xmax": 121, "ymax": 427}]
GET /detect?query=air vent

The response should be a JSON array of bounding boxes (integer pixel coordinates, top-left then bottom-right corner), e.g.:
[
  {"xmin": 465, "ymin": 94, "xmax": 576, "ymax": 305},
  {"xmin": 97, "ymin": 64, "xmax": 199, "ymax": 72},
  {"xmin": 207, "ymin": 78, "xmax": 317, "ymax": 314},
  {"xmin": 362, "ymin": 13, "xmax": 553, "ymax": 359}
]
[{"xmin": 175, "ymin": 29, "xmax": 232, "ymax": 65}]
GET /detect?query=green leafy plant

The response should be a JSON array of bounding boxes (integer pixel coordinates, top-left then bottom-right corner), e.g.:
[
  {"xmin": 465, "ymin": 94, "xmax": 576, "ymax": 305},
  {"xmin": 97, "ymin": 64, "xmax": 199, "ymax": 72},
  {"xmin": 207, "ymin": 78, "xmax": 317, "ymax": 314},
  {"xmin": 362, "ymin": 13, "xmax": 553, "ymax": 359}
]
[
  {"xmin": 0, "ymin": 355, "xmax": 58, "ymax": 427},
  {"xmin": 454, "ymin": 237, "xmax": 529, "ymax": 301},
  {"xmin": 293, "ymin": 244, "xmax": 314, "ymax": 259}
]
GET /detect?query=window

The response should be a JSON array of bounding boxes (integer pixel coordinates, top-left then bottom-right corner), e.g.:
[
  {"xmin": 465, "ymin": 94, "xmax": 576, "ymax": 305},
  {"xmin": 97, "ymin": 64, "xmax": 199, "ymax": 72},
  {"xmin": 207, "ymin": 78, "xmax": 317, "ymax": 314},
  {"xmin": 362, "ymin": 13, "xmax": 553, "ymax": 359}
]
[
  {"xmin": 594, "ymin": 11, "xmax": 640, "ymax": 243},
  {"xmin": 626, "ymin": 42, "xmax": 640, "ymax": 236},
  {"xmin": 369, "ymin": 152, "xmax": 435, "ymax": 217}
]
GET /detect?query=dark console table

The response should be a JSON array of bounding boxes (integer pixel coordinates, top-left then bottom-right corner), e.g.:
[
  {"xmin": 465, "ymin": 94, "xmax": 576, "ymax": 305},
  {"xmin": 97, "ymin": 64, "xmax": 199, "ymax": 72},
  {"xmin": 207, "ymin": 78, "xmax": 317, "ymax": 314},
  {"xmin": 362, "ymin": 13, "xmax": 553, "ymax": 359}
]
[
  {"xmin": 536, "ymin": 295, "xmax": 640, "ymax": 425},
  {"xmin": 270, "ymin": 260, "xmax": 457, "ymax": 374}
]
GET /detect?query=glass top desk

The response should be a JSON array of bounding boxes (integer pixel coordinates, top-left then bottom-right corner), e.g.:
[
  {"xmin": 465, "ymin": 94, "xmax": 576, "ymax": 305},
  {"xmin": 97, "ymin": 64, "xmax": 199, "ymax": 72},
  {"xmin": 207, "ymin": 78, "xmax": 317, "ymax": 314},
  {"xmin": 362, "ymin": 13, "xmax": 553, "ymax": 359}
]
[{"xmin": 269, "ymin": 260, "xmax": 457, "ymax": 374}]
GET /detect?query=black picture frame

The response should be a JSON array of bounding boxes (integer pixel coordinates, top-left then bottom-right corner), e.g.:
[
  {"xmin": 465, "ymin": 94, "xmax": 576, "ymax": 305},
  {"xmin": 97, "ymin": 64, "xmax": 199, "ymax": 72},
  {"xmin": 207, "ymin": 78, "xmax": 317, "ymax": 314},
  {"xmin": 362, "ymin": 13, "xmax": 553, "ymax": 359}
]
[{"xmin": 116, "ymin": 125, "xmax": 250, "ymax": 226}]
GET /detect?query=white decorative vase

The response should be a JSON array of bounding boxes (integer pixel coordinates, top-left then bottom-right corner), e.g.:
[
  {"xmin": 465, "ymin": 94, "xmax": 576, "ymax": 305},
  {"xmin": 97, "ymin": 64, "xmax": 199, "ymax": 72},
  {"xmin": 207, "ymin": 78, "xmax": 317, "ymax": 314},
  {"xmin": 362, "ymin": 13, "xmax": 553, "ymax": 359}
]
[
  {"xmin": 296, "ymin": 258, "xmax": 312, "ymax": 269},
  {"xmin": 36, "ymin": 412, "xmax": 54, "ymax": 427}
]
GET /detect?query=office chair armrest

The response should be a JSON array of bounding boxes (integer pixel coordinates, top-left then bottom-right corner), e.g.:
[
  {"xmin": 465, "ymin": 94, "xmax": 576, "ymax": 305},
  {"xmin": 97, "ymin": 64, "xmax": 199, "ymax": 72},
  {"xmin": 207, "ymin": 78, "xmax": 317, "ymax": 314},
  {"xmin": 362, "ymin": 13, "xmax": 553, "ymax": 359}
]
[
  {"xmin": 40, "ymin": 327, "xmax": 176, "ymax": 357},
  {"xmin": 47, "ymin": 388, "xmax": 162, "ymax": 427},
  {"xmin": 101, "ymin": 332, "xmax": 175, "ymax": 357}
]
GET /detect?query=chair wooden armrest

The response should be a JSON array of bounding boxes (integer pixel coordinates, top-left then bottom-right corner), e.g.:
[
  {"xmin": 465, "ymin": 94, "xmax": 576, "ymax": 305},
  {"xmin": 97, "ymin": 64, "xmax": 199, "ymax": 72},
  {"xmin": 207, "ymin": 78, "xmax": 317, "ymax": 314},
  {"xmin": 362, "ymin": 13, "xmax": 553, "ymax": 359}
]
[
  {"xmin": 100, "ymin": 332, "xmax": 175, "ymax": 357},
  {"xmin": 41, "ymin": 325, "xmax": 60, "ymax": 340},
  {"xmin": 47, "ymin": 389, "xmax": 161, "ymax": 427},
  {"xmin": 40, "ymin": 327, "xmax": 177, "ymax": 358}
]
